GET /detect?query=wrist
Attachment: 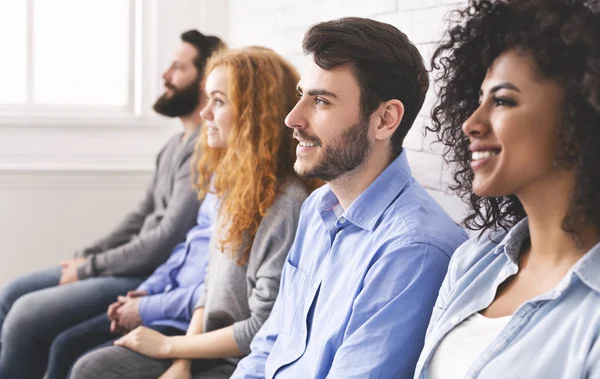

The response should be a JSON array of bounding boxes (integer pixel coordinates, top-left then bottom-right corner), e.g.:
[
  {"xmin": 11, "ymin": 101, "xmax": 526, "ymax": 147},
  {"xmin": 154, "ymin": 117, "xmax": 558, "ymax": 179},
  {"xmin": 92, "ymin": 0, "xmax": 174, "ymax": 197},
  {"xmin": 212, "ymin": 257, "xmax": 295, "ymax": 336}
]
[
  {"xmin": 162, "ymin": 336, "xmax": 179, "ymax": 359},
  {"xmin": 173, "ymin": 359, "xmax": 191, "ymax": 369}
]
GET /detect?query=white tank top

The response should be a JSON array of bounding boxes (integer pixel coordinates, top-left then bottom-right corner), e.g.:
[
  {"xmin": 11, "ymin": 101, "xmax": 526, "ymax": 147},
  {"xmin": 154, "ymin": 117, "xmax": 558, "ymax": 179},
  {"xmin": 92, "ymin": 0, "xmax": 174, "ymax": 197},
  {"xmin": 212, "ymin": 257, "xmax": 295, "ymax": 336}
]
[{"xmin": 429, "ymin": 313, "xmax": 512, "ymax": 378}]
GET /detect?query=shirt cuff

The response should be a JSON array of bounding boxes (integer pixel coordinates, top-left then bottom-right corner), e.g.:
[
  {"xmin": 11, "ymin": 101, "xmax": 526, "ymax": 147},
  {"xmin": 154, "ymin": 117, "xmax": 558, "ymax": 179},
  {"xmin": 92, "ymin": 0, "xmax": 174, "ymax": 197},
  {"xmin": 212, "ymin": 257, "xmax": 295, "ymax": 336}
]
[{"xmin": 77, "ymin": 257, "xmax": 96, "ymax": 280}]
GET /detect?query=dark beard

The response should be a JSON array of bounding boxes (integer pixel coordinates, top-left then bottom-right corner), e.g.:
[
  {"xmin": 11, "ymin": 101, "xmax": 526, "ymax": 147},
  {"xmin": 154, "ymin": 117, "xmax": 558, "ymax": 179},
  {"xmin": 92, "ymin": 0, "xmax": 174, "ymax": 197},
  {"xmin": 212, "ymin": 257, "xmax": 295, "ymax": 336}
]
[
  {"xmin": 296, "ymin": 117, "xmax": 371, "ymax": 181},
  {"xmin": 153, "ymin": 80, "xmax": 200, "ymax": 118}
]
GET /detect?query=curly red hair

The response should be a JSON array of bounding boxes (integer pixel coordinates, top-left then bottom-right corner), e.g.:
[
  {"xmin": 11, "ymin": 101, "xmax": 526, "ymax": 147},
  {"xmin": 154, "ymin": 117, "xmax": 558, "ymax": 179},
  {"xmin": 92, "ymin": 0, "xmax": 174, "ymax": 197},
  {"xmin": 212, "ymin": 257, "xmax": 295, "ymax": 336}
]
[{"xmin": 195, "ymin": 47, "xmax": 314, "ymax": 264}]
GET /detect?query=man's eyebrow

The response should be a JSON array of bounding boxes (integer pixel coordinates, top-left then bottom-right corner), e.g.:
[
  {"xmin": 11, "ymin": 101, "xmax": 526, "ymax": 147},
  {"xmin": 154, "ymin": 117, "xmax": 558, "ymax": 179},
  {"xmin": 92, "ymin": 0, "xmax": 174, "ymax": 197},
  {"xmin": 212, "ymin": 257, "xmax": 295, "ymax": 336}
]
[{"xmin": 296, "ymin": 85, "xmax": 338, "ymax": 99}]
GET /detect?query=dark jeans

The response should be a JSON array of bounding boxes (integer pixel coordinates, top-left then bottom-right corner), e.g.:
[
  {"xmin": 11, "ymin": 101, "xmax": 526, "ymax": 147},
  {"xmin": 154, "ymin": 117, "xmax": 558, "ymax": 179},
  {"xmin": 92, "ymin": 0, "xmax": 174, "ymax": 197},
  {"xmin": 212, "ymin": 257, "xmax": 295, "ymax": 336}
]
[
  {"xmin": 0, "ymin": 266, "xmax": 144, "ymax": 379},
  {"xmin": 47, "ymin": 313, "xmax": 184, "ymax": 379}
]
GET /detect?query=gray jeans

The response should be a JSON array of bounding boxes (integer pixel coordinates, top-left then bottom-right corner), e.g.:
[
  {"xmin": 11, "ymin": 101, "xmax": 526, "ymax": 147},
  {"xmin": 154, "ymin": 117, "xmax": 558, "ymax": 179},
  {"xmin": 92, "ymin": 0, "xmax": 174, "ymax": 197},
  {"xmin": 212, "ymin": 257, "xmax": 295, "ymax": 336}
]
[
  {"xmin": 71, "ymin": 345, "xmax": 237, "ymax": 379},
  {"xmin": 0, "ymin": 265, "xmax": 144, "ymax": 379}
]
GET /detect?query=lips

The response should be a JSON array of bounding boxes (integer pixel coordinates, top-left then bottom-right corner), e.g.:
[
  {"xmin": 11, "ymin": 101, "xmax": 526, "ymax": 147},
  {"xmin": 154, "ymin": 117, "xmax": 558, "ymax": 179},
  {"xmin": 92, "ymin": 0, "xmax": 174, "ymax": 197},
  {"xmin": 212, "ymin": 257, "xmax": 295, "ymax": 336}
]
[
  {"xmin": 298, "ymin": 141, "xmax": 318, "ymax": 148},
  {"xmin": 471, "ymin": 150, "xmax": 499, "ymax": 161}
]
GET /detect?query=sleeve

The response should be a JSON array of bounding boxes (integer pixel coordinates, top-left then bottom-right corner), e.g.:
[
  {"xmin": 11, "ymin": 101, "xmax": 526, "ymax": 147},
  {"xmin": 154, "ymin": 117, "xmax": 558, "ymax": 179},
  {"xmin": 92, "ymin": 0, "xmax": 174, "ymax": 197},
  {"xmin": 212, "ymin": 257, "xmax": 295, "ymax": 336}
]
[
  {"xmin": 423, "ymin": 246, "xmax": 458, "ymax": 340},
  {"xmin": 77, "ymin": 154, "xmax": 201, "ymax": 279},
  {"xmin": 231, "ymin": 272, "xmax": 288, "ymax": 379},
  {"xmin": 74, "ymin": 164, "xmax": 158, "ymax": 258},
  {"xmin": 138, "ymin": 282, "xmax": 205, "ymax": 325},
  {"xmin": 325, "ymin": 242, "xmax": 451, "ymax": 379},
  {"xmin": 232, "ymin": 193, "xmax": 308, "ymax": 379},
  {"xmin": 230, "ymin": 191, "xmax": 304, "ymax": 354},
  {"xmin": 137, "ymin": 242, "xmax": 185, "ymax": 295}
]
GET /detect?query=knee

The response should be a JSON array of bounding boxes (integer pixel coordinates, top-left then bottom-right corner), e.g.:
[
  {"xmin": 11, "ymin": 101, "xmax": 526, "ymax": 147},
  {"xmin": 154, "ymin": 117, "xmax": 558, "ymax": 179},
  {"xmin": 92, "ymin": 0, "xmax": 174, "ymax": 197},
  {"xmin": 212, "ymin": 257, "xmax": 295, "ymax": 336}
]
[
  {"xmin": 49, "ymin": 330, "xmax": 72, "ymax": 360},
  {"xmin": 2, "ymin": 293, "xmax": 44, "ymax": 342},
  {"xmin": 0, "ymin": 268, "xmax": 60, "ymax": 316},
  {"xmin": 0, "ymin": 278, "xmax": 30, "ymax": 314},
  {"xmin": 70, "ymin": 350, "xmax": 107, "ymax": 379}
]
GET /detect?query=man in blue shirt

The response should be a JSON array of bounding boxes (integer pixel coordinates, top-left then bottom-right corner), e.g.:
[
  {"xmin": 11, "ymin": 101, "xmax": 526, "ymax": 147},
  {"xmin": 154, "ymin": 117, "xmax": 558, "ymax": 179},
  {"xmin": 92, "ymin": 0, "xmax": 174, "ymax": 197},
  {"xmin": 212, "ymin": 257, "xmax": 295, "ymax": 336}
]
[
  {"xmin": 232, "ymin": 17, "xmax": 468, "ymax": 379},
  {"xmin": 44, "ymin": 192, "xmax": 217, "ymax": 379}
]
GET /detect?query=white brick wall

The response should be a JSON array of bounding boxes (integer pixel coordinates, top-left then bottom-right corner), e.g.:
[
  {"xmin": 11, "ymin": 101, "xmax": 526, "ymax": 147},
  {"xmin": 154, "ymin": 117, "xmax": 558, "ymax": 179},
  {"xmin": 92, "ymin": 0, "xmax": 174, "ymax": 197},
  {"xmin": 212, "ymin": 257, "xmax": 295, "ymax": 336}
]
[{"xmin": 226, "ymin": 0, "xmax": 468, "ymax": 222}]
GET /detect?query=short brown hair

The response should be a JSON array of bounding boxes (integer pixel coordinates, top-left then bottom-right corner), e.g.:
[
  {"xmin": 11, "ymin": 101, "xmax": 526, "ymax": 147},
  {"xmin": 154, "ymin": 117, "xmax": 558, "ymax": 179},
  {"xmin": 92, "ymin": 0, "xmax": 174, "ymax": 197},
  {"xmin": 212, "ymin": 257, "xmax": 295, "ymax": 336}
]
[{"xmin": 303, "ymin": 17, "xmax": 429, "ymax": 158}]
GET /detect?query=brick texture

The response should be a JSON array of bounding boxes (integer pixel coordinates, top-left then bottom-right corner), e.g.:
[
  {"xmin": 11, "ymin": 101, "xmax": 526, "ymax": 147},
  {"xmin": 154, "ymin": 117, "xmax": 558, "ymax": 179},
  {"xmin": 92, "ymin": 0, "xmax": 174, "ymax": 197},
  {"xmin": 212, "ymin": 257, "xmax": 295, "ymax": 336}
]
[{"xmin": 227, "ymin": 0, "xmax": 469, "ymax": 221}]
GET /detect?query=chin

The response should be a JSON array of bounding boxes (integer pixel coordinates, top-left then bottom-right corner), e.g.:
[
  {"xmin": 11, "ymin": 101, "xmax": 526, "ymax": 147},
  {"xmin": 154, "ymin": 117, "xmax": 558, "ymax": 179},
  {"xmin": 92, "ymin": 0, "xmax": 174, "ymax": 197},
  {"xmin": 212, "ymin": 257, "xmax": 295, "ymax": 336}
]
[
  {"xmin": 293, "ymin": 160, "xmax": 315, "ymax": 177},
  {"xmin": 206, "ymin": 139, "xmax": 223, "ymax": 149},
  {"xmin": 472, "ymin": 185, "xmax": 508, "ymax": 198}
]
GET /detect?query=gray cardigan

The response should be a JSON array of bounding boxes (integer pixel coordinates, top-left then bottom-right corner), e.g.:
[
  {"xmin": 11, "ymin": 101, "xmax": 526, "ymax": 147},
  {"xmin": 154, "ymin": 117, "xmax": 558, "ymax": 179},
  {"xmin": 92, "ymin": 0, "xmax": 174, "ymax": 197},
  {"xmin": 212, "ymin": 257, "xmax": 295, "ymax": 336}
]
[
  {"xmin": 76, "ymin": 128, "xmax": 202, "ymax": 279},
  {"xmin": 196, "ymin": 178, "xmax": 308, "ymax": 363}
]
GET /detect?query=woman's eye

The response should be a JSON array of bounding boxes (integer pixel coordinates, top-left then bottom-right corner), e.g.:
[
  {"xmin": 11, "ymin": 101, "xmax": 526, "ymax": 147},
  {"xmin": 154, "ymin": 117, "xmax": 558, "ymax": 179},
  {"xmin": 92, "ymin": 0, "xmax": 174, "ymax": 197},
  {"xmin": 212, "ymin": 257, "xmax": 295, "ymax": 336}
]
[{"xmin": 493, "ymin": 97, "xmax": 516, "ymax": 107}]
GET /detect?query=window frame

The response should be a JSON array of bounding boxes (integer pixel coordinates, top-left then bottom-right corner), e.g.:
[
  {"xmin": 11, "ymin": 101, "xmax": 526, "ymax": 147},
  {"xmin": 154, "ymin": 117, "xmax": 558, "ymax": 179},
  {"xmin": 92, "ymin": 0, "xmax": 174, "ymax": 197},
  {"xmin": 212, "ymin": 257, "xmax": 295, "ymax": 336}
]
[{"xmin": 0, "ymin": 0, "xmax": 164, "ymax": 128}]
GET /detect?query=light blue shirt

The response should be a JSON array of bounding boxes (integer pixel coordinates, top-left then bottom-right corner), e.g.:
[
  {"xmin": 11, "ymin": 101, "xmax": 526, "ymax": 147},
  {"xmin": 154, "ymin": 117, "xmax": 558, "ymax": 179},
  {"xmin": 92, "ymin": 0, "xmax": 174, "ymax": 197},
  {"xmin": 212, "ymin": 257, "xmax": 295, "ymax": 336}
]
[
  {"xmin": 233, "ymin": 152, "xmax": 468, "ymax": 379},
  {"xmin": 414, "ymin": 218, "xmax": 600, "ymax": 379}
]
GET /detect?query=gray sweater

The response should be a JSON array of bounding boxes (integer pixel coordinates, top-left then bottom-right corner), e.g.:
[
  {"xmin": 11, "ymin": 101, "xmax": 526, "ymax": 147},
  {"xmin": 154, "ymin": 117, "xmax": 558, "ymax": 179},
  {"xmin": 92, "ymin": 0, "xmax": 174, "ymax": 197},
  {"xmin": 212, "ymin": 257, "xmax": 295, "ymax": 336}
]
[
  {"xmin": 76, "ymin": 128, "xmax": 202, "ymax": 279},
  {"xmin": 196, "ymin": 178, "xmax": 308, "ymax": 363}
]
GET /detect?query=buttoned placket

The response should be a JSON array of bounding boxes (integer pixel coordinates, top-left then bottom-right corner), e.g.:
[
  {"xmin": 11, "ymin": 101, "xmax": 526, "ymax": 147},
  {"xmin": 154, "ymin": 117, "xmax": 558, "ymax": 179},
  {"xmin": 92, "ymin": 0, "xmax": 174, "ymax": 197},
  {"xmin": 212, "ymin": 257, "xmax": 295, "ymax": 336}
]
[
  {"xmin": 419, "ymin": 251, "xmax": 520, "ymax": 378},
  {"xmin": 297, "ymin": 212, "xmax": 349, "ymax": 356}
]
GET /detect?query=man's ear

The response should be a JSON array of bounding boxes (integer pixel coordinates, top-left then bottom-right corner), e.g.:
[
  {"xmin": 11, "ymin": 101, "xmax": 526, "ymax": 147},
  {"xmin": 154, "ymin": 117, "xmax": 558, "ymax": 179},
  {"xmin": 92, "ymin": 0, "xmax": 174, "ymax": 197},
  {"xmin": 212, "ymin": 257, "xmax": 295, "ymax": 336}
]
[{"xmin": 373, "ymin": 99, "xmax": 404, "ymax": 141}]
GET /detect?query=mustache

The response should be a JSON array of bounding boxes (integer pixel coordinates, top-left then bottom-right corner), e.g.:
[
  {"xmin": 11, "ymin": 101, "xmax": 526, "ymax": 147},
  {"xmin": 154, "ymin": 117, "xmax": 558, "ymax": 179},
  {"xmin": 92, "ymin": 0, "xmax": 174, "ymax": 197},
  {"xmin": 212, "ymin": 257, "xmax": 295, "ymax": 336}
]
[
  {"xmin": 163, "ymin": 81, "xmax": 178, "ymax": 91},
  {"xmin": 293, "ymin": 131, "xmax": 321, "ymax": 145}
]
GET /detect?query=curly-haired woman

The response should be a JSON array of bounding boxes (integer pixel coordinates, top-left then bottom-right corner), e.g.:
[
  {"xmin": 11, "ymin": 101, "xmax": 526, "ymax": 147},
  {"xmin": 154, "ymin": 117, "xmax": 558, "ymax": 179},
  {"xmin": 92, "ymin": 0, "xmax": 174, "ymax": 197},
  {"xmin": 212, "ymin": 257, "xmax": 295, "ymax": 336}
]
[
  {"xmin": 414, "ymin": 0, "xmax": 600, "ymax": 378},
  {"xmin": 70, "ymin": 47, "xmax": 316, "ymax": 379}
]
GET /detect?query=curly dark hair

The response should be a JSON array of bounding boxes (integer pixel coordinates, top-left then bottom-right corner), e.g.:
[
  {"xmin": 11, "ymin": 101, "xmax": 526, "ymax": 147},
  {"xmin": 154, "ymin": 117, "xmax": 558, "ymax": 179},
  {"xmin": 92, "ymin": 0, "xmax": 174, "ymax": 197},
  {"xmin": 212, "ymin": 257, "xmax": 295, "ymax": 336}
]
[{"xmin": 429, "ymin": 0, "xmax": 600, "ymax": 239}]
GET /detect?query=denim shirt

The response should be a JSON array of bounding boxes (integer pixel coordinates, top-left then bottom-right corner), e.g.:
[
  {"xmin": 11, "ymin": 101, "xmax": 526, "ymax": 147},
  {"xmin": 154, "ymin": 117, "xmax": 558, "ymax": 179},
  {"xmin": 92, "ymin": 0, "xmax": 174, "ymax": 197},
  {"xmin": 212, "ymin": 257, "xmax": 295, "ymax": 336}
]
[
  {"xmin": 233, "ymin": 152, "xmax": 468, "ymax": 379},
  {"xmin": 414, "ymin": 218, "xmax": 600, "ymax": 379}
]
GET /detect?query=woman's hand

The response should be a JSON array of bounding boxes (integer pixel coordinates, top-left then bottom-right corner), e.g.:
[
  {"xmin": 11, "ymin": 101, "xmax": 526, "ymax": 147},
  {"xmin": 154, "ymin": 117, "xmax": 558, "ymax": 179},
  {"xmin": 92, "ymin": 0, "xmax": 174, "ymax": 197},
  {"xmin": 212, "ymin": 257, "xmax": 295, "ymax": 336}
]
[{"xmin": 114, "ymin": 326, "xmax": 172, "ymax": 359}]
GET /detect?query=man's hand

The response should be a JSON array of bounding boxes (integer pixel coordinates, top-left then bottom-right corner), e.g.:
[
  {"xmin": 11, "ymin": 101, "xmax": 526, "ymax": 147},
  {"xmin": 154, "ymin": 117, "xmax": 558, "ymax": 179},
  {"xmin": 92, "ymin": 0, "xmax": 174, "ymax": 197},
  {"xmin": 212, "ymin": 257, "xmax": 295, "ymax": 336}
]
[
  {"xmin": 107, "ymin": 298, "xmax": 127, "ymax": 333},
  {"xmin": 107, "ymin": 291, "xmax": 148, "ymax": 333},
  {"xmin": 58, "ymin": 258, "xmax": 87, "ymax": 285},
  {"xmin": 159, "ymin": 360, "xmax": 192, "ymax": 379},
  {"xmin": 114, "ymin": 326, "xmax": 172, "ymax": 359},
  {"xmin": 114, "ymin": 296, "xmax": 143, "ymax": 332}
]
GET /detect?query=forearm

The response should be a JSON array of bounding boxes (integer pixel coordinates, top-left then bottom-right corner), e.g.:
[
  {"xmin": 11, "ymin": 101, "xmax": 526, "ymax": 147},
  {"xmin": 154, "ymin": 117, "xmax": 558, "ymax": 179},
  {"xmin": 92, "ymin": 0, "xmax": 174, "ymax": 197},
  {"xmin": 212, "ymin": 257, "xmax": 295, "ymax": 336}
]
[
  {"xmin": 186, "ymin": 307, "xmax": 204, "ymax": 335},
  {"xmin": 165, "ymin": 325, "xmax": 243, "ymax": 359},
  {"xmin": 167, "ymin": 307, "xmax": 205, "ymax": 371}
]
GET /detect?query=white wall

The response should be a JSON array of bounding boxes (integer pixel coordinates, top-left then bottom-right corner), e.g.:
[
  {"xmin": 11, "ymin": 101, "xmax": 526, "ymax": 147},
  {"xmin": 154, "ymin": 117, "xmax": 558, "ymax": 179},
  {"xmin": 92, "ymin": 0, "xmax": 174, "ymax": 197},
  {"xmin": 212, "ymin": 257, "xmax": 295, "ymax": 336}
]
[
  {"xmin": 226, "ymin": 0, "xmax": 468, "ymax": 221},
  {"xmin": 0, "ymin": 170, "xmax": 151, "ymax": 284}
]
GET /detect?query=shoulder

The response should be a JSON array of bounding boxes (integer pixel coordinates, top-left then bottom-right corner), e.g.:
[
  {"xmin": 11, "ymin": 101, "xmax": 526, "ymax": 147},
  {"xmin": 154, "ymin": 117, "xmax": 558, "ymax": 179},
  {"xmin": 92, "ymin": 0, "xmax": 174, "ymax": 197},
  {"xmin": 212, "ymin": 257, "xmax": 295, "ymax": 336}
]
[
  {"xmin": 380, "ymin": 181, "xmax": 468, "ymax": 258},
  {"xmin": 257, "ymin": 177, "xmax": 310, "ymax": 232},
  {"xmin": 445, "ymin": 230, "xmax": 507, "ymax": 283},
  {"xmin": 277, "ymin": 177, "xmax": 310, "ymax": 205},
  {"xmin": 160, "ymin": 132, "xmax": 185, "ymax": 155}
]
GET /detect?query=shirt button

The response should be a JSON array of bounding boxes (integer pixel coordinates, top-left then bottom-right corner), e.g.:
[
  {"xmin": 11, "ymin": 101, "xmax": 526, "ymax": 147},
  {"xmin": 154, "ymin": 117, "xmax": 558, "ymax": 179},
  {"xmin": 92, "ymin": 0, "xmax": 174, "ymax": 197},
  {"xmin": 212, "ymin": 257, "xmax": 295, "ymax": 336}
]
[{"xmin": 339, "ymin": 217, "xmax": 346, "ymax": 224}]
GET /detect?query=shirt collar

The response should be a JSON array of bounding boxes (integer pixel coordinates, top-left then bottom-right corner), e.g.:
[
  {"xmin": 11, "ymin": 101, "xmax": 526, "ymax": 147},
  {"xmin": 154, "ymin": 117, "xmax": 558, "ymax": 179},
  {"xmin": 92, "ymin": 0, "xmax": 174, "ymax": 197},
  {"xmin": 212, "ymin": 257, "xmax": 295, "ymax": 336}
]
[
  {"xmin": 572, "ymin": 240, "xmax": 600, "ymax": 294},
  {"xmin": 493, "ymin": 217, "xmax": 600, "ymax": 294},
  {"xmin": 493, "ymin": 218, "xmax": 530, "ymax": 262},
  {"xmin": 317, "ymin": 151, "xmax": 412, "ymax": 231}
]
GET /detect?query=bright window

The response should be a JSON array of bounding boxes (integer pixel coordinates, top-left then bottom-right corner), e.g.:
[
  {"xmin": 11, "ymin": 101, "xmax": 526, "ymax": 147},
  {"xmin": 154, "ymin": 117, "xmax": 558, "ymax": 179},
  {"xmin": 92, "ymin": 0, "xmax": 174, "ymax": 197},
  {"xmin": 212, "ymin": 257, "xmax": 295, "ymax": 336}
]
[{"xmin": 0, "ymin": 0, "xmax": 135, "ymax": 111}]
